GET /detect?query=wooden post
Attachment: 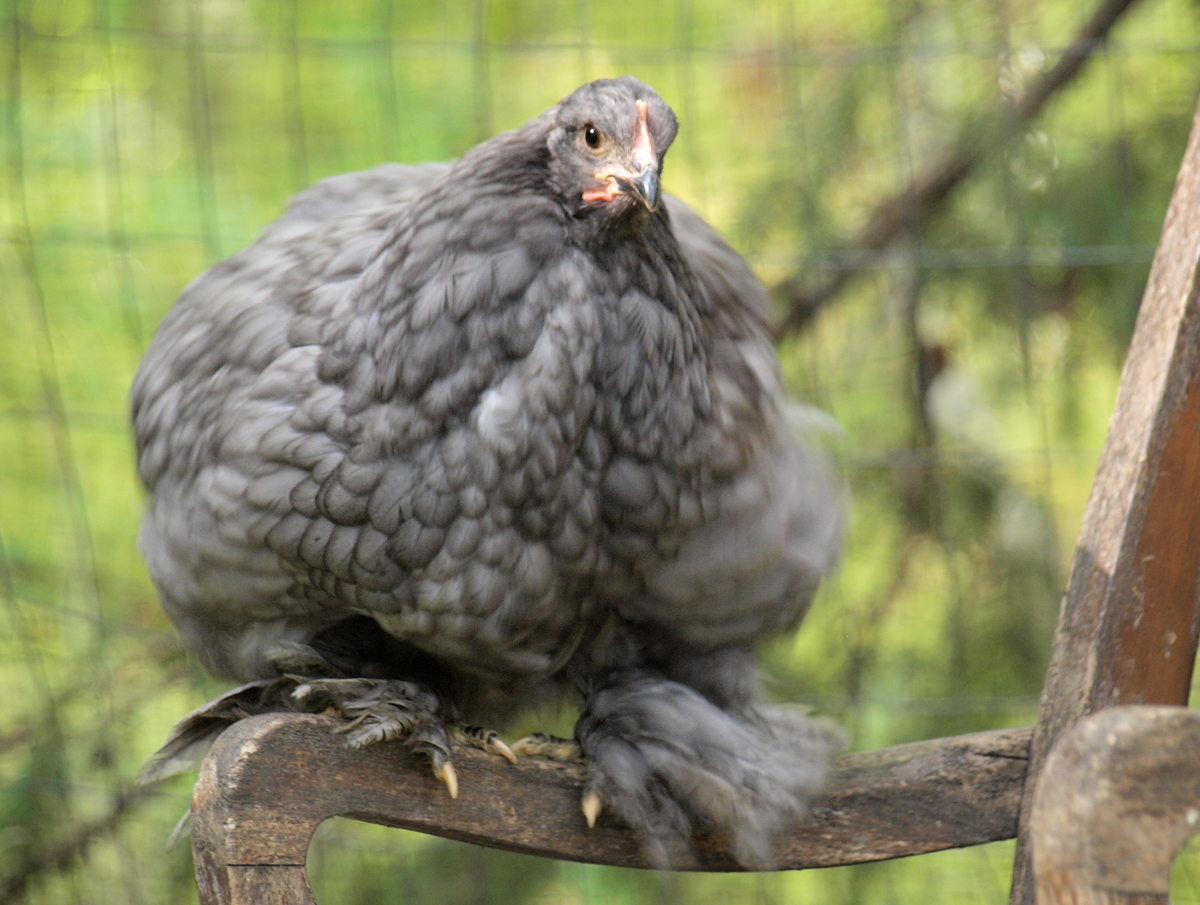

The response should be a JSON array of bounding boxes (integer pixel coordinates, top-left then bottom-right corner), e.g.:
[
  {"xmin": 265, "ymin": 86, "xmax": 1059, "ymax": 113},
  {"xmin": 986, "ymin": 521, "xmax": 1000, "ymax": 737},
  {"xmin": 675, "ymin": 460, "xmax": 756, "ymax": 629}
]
[
  {"xmin": 1009, "ymin": 95, "xmax": 1200, "ymax": 903},
  {"xmin": 1031, "ymin": 706, "xmax": 1200, "ymax": 905}
]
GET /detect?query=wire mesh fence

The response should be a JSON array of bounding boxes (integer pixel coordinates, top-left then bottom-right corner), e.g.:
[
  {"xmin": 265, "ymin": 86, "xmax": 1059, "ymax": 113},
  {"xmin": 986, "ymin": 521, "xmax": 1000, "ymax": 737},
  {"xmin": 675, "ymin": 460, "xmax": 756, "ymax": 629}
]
[{"xmin": 1, "ymin": 0, "xmax": 1199, "ymax": 902}]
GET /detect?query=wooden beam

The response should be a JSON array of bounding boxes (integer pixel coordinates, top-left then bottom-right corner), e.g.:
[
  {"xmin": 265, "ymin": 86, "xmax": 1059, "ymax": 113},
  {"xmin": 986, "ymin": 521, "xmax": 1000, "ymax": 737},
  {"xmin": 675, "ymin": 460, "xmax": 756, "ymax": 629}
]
[
  {"xmin": 1031, "ymin": 706, "xmax": 1200, "ymax": 905},
  {"xmin": 192, "ymin": 713, "xmax": 1032, "ymax": 904},
  {"xmin": 1009, "ymin": 95, "xmax": 1200, "ymax": 904}
]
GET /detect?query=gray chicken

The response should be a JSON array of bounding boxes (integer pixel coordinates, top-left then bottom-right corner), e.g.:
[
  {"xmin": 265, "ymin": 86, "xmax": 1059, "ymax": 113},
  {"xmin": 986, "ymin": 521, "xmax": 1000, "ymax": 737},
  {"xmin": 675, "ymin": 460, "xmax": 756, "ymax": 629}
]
[{"xmin": 133, "ymin": 76, "xmax": 843, "ymax": 869}]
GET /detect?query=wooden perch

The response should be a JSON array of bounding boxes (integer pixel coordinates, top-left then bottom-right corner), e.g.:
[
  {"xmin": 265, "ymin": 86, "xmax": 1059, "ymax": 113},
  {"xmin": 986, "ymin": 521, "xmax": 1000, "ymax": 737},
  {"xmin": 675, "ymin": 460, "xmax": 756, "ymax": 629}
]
[
  {"xmin": 1031, "ymin": 706, "xmax": 1200, "ymax": 905},
  {"xmin": 191, "ymin": 713, "xmax": 1032, "ymax": 904}
]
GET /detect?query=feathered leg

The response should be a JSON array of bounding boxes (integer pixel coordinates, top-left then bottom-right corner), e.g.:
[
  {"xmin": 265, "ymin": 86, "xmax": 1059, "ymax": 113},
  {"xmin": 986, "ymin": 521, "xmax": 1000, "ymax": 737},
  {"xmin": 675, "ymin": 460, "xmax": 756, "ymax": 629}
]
[
  {"xmin": 572, "ymin": 666, "xmax": 844, "ymax": 869},
  {"xmin": 140, "ymin": 637, "xmax": 515, "ymax": 798}
]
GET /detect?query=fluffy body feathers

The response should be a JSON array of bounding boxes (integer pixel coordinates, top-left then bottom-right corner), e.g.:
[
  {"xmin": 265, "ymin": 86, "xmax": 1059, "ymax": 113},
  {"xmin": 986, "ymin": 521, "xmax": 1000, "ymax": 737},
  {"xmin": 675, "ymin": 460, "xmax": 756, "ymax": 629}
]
[{"xmin": 133, "ymin": 77, "xmax": 842, "ymax": 867}]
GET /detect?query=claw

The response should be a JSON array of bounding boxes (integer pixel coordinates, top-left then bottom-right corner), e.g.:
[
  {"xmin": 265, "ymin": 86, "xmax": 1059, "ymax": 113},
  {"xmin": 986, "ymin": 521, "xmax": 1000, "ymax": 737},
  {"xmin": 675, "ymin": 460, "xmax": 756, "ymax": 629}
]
[
  {"xmin": 582, "ymin": 792, "xmax": 601, "ymax": 828},
  {"xmin": 434, "ymin": 760, "xmax": 459, "ymax": 799},
  {"xmin": 489, "ymin": 736, "xmax": 518, "ymax": 765},
  {"xmin": 450, "ymin": 725, "xmax": 519, "ymax": 764}
]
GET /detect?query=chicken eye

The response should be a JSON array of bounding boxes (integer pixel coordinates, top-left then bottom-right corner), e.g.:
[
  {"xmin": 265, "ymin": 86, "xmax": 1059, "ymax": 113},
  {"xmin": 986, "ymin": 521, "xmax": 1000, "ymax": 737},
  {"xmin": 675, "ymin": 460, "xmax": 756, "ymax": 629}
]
[{"xmin": 584, "ymin": 126, "xmax": 602, "ymax": 150}]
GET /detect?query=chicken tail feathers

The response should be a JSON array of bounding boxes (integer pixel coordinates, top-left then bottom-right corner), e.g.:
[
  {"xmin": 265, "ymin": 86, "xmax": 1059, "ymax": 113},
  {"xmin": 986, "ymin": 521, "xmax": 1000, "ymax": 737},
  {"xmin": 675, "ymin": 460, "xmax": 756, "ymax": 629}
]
[{"xmin": 138, "ymin": 678, "xmax": 302, "ymax": 785}]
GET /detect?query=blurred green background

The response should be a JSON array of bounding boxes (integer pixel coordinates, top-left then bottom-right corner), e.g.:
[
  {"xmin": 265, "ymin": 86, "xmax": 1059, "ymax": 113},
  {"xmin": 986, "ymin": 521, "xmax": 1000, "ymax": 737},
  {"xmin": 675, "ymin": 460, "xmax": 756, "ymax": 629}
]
[{"xmin": 2, "ymin": 0, "xmax": 1200, "ymax": 902}]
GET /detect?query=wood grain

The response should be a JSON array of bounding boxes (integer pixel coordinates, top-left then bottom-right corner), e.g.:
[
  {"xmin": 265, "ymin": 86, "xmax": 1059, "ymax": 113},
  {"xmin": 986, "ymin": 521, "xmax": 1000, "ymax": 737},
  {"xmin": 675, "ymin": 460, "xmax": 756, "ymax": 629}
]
[
  {"xmin": 1031, "ymin": 706, "xmax": 1200, "ymax": 905},
  {"xmin": 1009, "ymin": 93, "xmax": 1200, "ymax": 904},
  {"xmin": 192, "ymin": 713, "xmax": 1033, "ymax": 903}
]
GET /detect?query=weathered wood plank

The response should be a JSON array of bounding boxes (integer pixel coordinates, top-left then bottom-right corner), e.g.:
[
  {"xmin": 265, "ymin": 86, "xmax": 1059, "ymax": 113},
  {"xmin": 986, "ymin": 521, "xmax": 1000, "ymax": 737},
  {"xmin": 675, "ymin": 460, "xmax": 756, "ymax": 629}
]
[
  {"xmin": 228, "ymin": 868, "xmax": 312, "ymax": 905},
  {"xmin": 192, "ymin": 713, "xmax": 1032, "ymax": 903},
  {"xmin": 1031, "ymin": 706, "xmax": 1200, "ymax": 905},
  {"xmin": 1009, "ymin": 94, "xmax": 1200, "ymax": 904}
]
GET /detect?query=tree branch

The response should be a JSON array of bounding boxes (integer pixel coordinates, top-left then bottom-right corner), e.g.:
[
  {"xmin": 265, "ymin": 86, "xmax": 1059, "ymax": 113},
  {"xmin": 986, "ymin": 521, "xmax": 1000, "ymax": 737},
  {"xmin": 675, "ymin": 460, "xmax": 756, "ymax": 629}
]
[{"xmin": 774, "ymin": 0, "xmax": 1145, "ymax": 337}]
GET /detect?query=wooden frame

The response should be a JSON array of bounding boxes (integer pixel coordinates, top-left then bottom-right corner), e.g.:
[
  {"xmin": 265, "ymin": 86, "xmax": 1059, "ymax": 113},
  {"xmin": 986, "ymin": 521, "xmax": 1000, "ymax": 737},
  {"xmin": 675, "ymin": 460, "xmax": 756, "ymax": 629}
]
[
  {"xmin": 1007, "ymin": 92, "xmax": 1200, "ymax": 903},
  {"xmin": 192, "ymin": 715, "xmax": 1031, "ymax": 903},
  {"xmin": 1031, "ymin": 706, "xmax": 1200, "ymax": 905},
  {"xmin": 188, "ymin": 95, "xmax": 1200, "ymax": 905}
]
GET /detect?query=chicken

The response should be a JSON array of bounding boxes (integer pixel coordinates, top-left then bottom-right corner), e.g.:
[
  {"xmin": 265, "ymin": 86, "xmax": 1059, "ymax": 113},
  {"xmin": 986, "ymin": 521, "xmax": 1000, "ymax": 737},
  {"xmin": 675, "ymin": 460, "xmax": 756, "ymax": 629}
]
[{"xmin": 133, "ymin": 76, "xmax": 843, "ymax": 869}]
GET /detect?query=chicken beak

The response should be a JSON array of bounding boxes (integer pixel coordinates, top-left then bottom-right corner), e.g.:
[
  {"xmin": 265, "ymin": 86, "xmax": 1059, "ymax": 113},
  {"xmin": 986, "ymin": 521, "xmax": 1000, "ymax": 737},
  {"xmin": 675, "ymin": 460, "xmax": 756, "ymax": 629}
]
[
  {"xmin": 616, "ymin": 165, "xmax": 660, "ymax": 212},
  {"xmin": 625, "ymin": 98, "xmax": 659, "ymax": 211}
]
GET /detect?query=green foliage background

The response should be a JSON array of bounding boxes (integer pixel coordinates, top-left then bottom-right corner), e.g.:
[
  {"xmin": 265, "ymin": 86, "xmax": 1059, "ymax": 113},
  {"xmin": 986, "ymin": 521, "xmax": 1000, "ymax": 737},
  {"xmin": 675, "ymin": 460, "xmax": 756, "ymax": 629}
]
[{"xmin": 1, "ymin": 0, "xmax": 1199, "ymax": 902}]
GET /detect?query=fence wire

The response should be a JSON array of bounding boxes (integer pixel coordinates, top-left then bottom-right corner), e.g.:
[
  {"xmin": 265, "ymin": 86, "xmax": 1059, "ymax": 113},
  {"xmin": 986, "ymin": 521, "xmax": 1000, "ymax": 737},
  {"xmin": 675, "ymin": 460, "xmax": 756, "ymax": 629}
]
[{"xmin": 2, "ymin": 1, "xmax": 1199, "ymax": 903}]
